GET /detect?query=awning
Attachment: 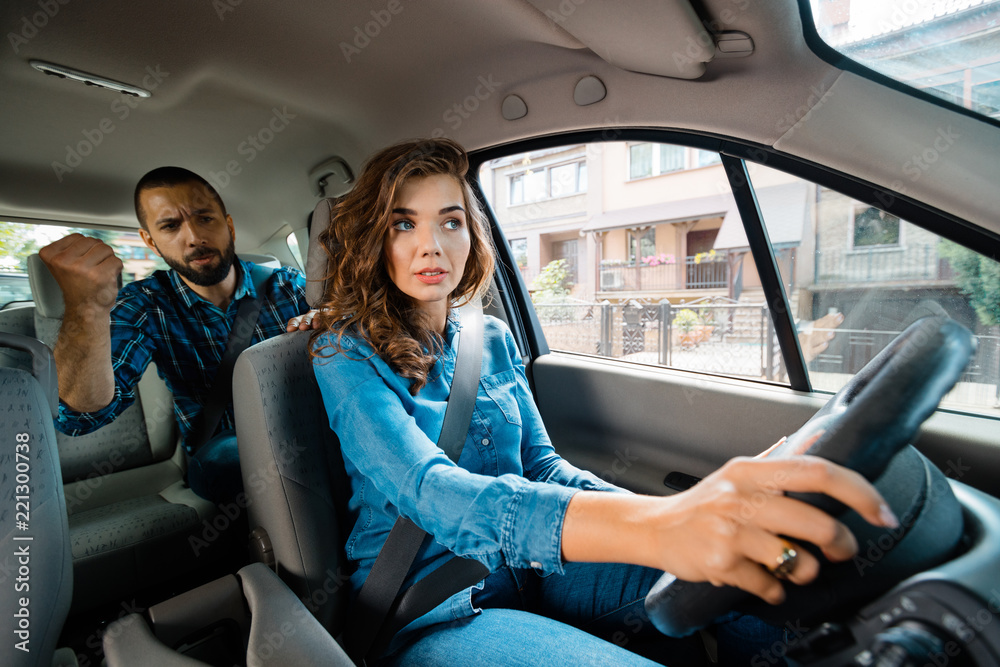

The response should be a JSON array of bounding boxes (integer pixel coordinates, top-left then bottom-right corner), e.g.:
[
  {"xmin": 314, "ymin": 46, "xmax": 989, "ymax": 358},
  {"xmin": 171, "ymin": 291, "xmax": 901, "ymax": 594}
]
[
  {"xmin": 713, "ymin": 182, "xmax": 811, "ymax": 250},
  {"xmin": 582, "ymin": 192, "xmax": 734, "ymax": 233}
]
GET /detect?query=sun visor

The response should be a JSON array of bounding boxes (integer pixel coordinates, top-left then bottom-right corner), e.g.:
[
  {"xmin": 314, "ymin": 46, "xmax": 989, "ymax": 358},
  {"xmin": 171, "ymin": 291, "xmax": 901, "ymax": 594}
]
[{"xmin": 524, "ymin": 0, "xmax": 714, "ymax": 79}]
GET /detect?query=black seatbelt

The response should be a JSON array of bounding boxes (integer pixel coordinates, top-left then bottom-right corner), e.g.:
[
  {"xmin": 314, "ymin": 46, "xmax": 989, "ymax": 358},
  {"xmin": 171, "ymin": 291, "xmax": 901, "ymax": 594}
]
[
  {"xmin": 346, "ymin": 303, "xmax": 490, "ymax": 665},
  {"xmin": 187, "ymin": 263, "xmax": 274, "ymax": 454}
]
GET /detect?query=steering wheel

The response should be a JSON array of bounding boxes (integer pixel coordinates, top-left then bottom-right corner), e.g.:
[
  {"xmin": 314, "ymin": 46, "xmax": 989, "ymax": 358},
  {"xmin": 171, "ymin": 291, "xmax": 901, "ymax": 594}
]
[{"xmin": 644, "ymin": 316, "xmax": 977, "ymax": 637}]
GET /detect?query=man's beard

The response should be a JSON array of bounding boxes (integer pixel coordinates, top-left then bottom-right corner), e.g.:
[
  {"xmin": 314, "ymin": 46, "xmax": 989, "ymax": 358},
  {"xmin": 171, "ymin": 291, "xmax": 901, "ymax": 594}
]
[{"xmin": 162, "ymin": 239, "xmax": 237, "ymax": 287}]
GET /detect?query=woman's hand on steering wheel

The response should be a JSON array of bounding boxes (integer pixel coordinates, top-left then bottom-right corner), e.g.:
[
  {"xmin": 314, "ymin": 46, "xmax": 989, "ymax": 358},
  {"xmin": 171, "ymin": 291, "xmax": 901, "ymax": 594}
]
[{"xmin": 648, "ymin": 452, "xmax": 899, "ymax": 606}]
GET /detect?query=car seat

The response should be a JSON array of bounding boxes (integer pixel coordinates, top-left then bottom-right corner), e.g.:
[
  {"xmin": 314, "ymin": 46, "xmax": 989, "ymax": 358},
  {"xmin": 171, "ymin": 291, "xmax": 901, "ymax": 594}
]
[
  {"xmin": 25, "ymin": 254, "xmax": 234, "ymax": 612},
  {"xmin": 0, "ymin": 333, "xmax": 73, "ymax": 667},
  {"xmin": 231, "ymin": 198, "xmax": 352, "ymax": 635}
]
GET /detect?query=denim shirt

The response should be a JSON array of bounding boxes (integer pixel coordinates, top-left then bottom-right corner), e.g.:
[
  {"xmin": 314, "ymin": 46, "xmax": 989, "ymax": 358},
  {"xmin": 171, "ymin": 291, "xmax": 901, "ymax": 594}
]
[{"xmin": 312, "ymin": 314, "xmax": 615, "ymax": 644}]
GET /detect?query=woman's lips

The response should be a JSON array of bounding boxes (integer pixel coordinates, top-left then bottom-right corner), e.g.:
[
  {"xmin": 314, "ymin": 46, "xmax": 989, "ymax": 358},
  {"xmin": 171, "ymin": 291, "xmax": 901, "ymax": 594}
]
[{"xmin": 415, "ymin": 270, "xmax": 447, "ymax": 284}]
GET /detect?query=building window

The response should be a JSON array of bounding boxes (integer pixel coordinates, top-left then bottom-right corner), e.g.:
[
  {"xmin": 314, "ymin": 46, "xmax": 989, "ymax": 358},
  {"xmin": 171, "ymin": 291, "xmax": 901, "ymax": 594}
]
[
  {"xmin": 694, "ymin": 149, "xmax": 722, "ymax": 167},
  {"xmin": 509, "ymin": 238, "xmax": 528, "ymax": 271},
  {"xmin": 628, "ymin": 228, "xmax": 656, "ymax": 265},
  {"xmin": 628, "ymin": 143, "xmax": 686, "ymax": 179},
  {"xmin": 852, "ymin": 206, "xmax": 901, "ymax": 247},
  {"xmin": 551, "ymin": 239, "xmax": 579, "ymax": 283},
  {"xmin": 509, "ymin": 161, "xmax": 586, "ymax": 205}
]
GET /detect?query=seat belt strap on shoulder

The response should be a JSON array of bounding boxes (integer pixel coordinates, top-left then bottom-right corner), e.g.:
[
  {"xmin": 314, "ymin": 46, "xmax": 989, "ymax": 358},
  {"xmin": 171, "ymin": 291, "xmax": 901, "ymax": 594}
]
[
  {"xmin": 347, "ymin": 302, "xmax": 487, "ymax": 665},
  {"xmin": 187, "ymin": 263, "xmax": 274, "ymax": 454}
]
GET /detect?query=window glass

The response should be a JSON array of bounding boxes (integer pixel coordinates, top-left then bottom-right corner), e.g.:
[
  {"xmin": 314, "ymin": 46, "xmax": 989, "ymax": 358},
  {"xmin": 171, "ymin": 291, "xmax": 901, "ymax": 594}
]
[
  {"xmin": 524, "ymin": 169, "xmax": 547, "ymax": 202},
  {"xmin": 748, "ymin": 162, "xmax": 1000, "ymax": 417},
  {"xmin": 479, "ymin": 142, "xmax": 780, "ymax": 384},
  {"xmin": 509, "ymin": 238, "xmax": 530, "ymax": 283},
  {"xmin": 0, "ymin": 220, "xmax": 168, "ymax": 295},
  {"xmin": 286, "ymin": 230, "xmax": 305, "ymax": 269},
  {"xmin": 508, "ymin": 159, "xmax": 587, "ymax": 205},
  {"xmin": 629, "ymin": 143, "xmax": 653, "ymax": 179},
  {"xmin": 510, "ymin": 174, "xmax": 525, "ymax": 205},
  {"xmin": 852, "ymin": 206, "xmax": 901, "ymax": 247},
  {"xmin": 550, "ymin": 163, "xmax": 578, "ymax": 198},
  {"xmin": 659, "ymin": 145, "xmax": 685, "ymax": 173},
  {"xmin": 808, "ymin": 0, "xmax": 1000, "ymax": 121},
  {"xmin": 628, "ymin": 229, "xmax": 656, "ymax": 265},
  {"xmin": 695, "ymin": 150, "xmax": 723, "ymax": 167}
]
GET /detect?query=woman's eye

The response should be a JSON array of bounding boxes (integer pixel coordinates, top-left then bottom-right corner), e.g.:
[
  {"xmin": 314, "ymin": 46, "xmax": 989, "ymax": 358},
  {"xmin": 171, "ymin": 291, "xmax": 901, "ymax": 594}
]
[
  {"xmin": 444, "ymin": 219, "xmax": 462, "ymax": 230},
  {"xmin": 392, "ymin": 220, "xmax": 414, "ymax": 231}
]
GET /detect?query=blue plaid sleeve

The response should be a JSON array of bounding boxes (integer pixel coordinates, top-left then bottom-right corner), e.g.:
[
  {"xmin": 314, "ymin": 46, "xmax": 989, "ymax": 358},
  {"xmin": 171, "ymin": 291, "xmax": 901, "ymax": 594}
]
[{"xmin": 55, "ymin": 286, "xmax": 154, "ymax": 436}]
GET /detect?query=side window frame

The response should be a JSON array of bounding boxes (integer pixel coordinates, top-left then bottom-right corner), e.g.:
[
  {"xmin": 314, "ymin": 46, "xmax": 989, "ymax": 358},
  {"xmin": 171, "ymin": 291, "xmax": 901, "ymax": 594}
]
[{"xmin": 469, "ymin": 131, "xmax": 1000, "ymax": 392}]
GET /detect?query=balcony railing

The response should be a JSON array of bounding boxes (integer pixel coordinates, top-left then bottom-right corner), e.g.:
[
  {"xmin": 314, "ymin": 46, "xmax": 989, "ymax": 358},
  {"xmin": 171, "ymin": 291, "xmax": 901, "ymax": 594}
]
[
  {"xmin": 815, "ymin": 243, "xmax": 953, "ymax": 284},
  {"xmin": 599, "ymin": 255, "xmax": 728, "ymax": 292}
]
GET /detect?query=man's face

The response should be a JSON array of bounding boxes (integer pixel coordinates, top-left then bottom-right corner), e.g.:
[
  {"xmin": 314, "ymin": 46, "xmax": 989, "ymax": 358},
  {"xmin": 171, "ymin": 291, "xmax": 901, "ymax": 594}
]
[{"xmin": 138, "ymin": 181, "xmax": 236, "ymax": 287}]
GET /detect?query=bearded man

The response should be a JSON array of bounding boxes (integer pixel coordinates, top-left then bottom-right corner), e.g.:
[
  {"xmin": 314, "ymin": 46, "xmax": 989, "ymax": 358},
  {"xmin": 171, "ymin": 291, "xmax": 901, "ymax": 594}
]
[{"xmin": 40, "ymin": 167, "xmax": 315, "ymax": 501}]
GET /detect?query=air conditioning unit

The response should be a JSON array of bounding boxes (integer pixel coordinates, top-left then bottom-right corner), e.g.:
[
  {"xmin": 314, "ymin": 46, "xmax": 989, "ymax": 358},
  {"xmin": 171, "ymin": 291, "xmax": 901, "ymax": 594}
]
[{"xmin": 600, "ymin": 270, "xmax": 623, "ymax": 290}]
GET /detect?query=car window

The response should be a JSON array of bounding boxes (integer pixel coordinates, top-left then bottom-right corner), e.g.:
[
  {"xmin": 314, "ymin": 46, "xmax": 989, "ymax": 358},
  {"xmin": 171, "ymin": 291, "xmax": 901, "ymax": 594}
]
[
  {"xmin": 286, "ymin": 230, "xmax": 305, "ymax": 270},
  {"xmin": 0, "ymin": 220, "xmax": 168, "ymax": 285},
  {"xmin": 747, "ymin": 162, "xmax": 1000, "ymax": 417},
  {"xmin": 807, "ymin": 0, "xmax": 1000, "ymax": 122},
  {"xmin": 478, "ymin": 142, "xmax": 789, "ymax": 385}
]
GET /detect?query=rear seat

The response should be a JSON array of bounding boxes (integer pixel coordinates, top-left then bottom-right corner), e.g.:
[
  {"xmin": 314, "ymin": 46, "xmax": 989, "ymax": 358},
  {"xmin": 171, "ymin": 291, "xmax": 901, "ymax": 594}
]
[{"xmin": 18, "ymin": 254, "xmax": 226, "ymax": 612}]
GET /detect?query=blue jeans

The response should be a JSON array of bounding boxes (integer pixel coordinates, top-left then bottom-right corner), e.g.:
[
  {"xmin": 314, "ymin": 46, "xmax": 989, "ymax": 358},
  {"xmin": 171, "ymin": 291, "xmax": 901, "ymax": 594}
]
[
  {"xmin": 186, "ymin": 429, "xmax": 243, "ymax": 503},
  {"xmin": 381, "ymin": 563, "xmax": 786, "ymax": 666}
]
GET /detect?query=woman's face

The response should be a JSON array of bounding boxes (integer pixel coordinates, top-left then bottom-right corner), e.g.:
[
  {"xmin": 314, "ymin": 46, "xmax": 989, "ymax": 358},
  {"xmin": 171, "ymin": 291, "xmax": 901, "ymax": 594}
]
[{"xmin": 384, "ymin": 173, "xmax": 471, "ymax": 330}]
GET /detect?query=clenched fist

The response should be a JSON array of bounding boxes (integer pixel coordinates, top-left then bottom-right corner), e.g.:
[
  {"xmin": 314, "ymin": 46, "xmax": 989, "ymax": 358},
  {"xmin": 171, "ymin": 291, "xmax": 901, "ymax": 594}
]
[{"xmin": 39, "ymin": 233, "xmax": 123, "ymax": 313}]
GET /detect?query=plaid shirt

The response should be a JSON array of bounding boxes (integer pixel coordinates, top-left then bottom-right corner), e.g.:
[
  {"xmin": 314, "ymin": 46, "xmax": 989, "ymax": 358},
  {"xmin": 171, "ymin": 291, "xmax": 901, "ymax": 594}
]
[{"xmin": 56, "ymin": 258, "xmax": 309, "ymax": 449}]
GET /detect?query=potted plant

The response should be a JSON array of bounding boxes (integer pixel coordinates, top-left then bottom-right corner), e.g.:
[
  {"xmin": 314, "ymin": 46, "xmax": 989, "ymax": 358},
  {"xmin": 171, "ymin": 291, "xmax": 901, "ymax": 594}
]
[{"xmin": 672, "ymin": 308, "xmax": 701, "ymax": 348}]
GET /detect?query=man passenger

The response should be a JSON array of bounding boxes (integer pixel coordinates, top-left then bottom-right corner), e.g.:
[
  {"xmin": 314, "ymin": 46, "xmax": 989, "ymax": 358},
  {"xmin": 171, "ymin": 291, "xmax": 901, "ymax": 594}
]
[{"xmin": 40, "ymin": 166, "xmax": 314, "ymax": 502}]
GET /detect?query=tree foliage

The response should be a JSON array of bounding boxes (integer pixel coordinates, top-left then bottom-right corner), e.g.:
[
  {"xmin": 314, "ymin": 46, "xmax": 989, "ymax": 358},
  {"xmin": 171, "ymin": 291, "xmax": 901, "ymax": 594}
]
[
  {"xmin": 939, "ymin": 240, "xmax": 1000, "ymax": 327},
  {"xmin": 0, "ymin": 222, "xmax": 40, "ymax": 271},
  {"xmin": 529, "ymin": 259, "xmax": 572, "ymax": 304}
]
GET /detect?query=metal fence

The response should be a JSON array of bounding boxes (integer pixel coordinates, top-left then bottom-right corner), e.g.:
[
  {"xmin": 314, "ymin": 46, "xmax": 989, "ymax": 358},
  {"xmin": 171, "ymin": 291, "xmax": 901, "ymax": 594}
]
[
  {"xmin": 815, "ymin": 244, "xmax": 952, "ymax": 284},
  {"xmin": 534, "ymin": 299, "xmax": 1000, "ymax": 410},
  {"xmin": 535, "ymin": 298, "xmax": 782, "ymax": 381},
  {"xmin": 598, "ymin": 256, "xmax": 728, "ymax": 292}
]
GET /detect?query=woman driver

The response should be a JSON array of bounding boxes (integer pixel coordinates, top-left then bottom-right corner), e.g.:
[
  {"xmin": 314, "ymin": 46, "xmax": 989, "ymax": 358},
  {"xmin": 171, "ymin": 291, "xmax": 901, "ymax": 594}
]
[{"xmin": 309, "ymin": 138, "xmax": 898, "ymax": 666}]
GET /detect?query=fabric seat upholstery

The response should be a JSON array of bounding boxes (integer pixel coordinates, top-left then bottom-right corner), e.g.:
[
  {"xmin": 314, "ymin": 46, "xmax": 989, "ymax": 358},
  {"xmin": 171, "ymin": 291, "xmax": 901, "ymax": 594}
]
[
  {"xmin": 0, "ymin": 333, "xmax": 72, "ymax": 667},
  {"xmin": 233, "ymin": 198, "xmax": 352, "ymax": 636}
]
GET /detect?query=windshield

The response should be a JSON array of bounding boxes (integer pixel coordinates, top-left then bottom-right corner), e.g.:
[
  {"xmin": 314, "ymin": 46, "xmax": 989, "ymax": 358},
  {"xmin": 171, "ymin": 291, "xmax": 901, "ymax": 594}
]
[{"xmin": 808, "ymin": 0, "xmax": 1000, "ymax": 121}]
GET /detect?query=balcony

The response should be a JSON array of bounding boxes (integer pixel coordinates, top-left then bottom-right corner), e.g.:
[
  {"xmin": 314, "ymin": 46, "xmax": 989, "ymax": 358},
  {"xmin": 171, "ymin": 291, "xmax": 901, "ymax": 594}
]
[
  {"xmin": 599, "ymin": 254, "xmax": 728, "ymax": 292},
  {"xmin": 816, "ymin": 243, "xmax": 953, "ymax": 285}
]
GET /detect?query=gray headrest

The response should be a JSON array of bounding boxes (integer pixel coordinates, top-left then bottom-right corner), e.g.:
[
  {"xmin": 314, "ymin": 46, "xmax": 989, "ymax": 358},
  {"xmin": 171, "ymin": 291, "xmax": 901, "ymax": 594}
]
[
  {"xmin": 305, "ymin": 198, "xmax": 336, "ymax": 308},
  {"xmin": 27, "ymin": 254, "xmax": 65, "ymax": 319}
]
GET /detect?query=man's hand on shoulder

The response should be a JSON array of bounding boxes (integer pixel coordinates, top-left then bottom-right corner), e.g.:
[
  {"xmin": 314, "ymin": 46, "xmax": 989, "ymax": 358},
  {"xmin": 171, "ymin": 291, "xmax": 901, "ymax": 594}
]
[
  {"xmin": 39, "ymin": 233, "xmax": 123, "ymax": 316},
  {"xmin": 286, "ymin": 309, "xmax": 320, "ymax": 332}
]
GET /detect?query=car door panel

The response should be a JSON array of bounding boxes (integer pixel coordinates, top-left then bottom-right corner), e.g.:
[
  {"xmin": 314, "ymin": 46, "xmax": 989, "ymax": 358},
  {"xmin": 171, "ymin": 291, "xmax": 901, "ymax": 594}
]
[{"xmin": 528, "ymin": 352, "xmax": 1000, "ymax": 499}]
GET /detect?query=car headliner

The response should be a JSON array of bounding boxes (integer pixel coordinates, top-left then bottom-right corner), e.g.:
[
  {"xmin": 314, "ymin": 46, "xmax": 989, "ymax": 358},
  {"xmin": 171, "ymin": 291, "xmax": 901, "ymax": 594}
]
[{"xmin": 1, "ymin": 0, "xmax": 998, "ymax": 252}]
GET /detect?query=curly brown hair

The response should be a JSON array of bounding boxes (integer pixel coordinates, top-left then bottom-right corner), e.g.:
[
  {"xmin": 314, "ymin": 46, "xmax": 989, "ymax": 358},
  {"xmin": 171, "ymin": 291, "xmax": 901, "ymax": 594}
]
[{"xmin": 310, "ymin": 138, "xmax": 495, "ymax": 394}]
